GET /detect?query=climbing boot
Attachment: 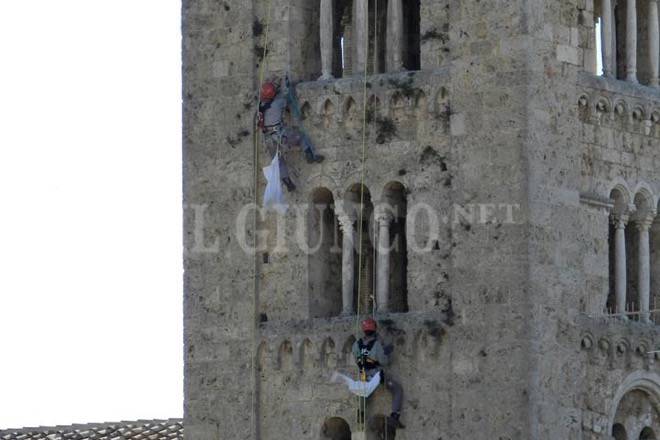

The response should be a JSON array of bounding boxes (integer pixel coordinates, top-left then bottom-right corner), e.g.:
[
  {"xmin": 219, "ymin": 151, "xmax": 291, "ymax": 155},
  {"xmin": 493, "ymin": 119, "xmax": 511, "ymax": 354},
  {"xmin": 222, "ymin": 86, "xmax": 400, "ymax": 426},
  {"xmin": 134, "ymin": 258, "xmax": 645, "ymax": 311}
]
[
  {"xmin": 304, "ymin": 149, "xmax": 325, "ymax": 164},
  {"xmin": 282, "ymin": 177, "xmax": 296, "ymax": 192},
  {"xmin": 388, "ymin": 412, "xmax": 405, "ymax": 429}
]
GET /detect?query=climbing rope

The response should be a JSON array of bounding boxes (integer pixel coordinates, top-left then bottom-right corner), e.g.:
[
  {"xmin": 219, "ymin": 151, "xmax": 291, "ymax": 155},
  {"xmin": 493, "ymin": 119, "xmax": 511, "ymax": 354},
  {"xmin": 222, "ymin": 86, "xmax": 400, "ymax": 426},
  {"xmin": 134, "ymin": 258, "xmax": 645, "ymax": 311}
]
[
  {"xmin": 249, "ymin": 0, "xmax": 379, "ymax": 435},
  {"xmin": 252, "ymin": 0, "xmax": 274, "ymax": 438},
  {"xmin": 354, "ymin": 0, "xmax": 374, "ymax": 432}
]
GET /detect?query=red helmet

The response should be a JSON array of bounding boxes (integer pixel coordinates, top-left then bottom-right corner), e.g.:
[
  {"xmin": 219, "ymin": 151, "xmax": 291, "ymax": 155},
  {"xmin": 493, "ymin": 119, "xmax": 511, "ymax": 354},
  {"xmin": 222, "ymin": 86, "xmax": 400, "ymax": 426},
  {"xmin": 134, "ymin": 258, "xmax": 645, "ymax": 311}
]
[
  {"xmin": 361, "ymin": 318, "xmax": 377, "ymax": 333},
  {"xmin": 261, "ymin": 81, "xmax": 278, "ymax": 101}
]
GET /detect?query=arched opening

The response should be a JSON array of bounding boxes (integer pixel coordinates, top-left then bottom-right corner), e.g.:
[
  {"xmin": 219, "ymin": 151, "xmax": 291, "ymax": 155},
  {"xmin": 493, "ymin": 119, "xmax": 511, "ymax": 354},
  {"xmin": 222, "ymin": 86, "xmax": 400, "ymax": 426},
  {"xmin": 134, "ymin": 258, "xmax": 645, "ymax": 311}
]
[
  {"xmin": 345, "ymin": 183, "xmax": 374, "ymax": 313},
  {"xmin": 652, "ymin": 199, "xmax": 660, "ymax": 322},
  {"xmin": 613, "ymin": 389, "xmax": 660, "ymax": 439},
  {"xmin": 613, "ymin": 423, "xmax": 628, "ymax": 440},
  {"xmin": 641, "ymin": 427, "xmax": 657, "ymax": 440},
  {"xmin": 320, "ymin": 417, "xmax": 351, "ymax": 440},
  {"xmin": 381, "ymin": 181, "xmax": 408, "ymax": 313},
  {"xmin": 628, "ymin": 191, "xmax": 654, "ymax": 320},
  {"xmin": 309, "ymin": 187, "xmax": 342, "ymax": 319}
]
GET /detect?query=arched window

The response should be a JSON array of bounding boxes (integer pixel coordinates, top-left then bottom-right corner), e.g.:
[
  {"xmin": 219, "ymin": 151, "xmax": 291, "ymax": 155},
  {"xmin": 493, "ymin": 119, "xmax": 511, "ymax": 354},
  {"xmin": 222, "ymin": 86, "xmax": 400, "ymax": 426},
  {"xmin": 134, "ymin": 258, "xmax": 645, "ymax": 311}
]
[
  {"xmin": 344, "ymin": 183, "xmax": 374, "ymax": 314},
  {"xmin": 308, "ymin": 188, "xmax": 342, "ymax": 318},
  {"xmin": 607, "ymin": 187, "xmax": 630, "ymax": 316},
  {"xmin": 320, "ymin": 417, "xmax": 351, "ymax": 440},
  {"xmin": 613, "ymin": 423, "xmax": 628, "ymax": 440},
  {"xmin": 640, "ymin": 427, "xmax": 657, "ymax": 440},
  {"xmin": 377, "ymin": 181, "xmax": 408, "ymax": 313},
  {"xmin": 652, "ymin": 199, "xmax": 660, "ymax": 323},
  {"xmin": 612, "ymin": 389, "xmax": 660, "ymax": 440}
]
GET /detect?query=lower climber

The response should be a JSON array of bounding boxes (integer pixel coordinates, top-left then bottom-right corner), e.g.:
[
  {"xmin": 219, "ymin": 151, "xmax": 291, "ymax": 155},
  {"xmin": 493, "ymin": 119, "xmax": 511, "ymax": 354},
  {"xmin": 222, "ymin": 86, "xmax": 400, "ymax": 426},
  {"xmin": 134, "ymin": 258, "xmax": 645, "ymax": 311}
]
[
  {"xmin": 259, "ymin": 76, "xmax": 324, "ymax": 192},
  {"xmin": 352, "ymin": 317, "xmax": 405, "ymax": 431}
]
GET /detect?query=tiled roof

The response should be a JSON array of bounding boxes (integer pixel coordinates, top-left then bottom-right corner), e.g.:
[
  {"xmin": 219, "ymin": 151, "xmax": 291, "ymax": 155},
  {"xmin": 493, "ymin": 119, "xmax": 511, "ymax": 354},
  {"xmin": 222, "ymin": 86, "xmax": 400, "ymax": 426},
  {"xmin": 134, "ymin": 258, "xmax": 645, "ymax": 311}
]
[{"xmin": 0, "ymin": 419, "xmax": 183, "ymax": 440}]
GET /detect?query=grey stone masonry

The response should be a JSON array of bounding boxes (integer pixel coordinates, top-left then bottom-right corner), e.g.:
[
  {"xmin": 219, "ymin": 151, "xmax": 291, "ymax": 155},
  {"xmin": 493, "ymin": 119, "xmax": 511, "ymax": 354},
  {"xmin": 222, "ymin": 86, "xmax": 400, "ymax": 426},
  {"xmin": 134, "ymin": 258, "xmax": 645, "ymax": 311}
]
[{"xmin": 183, "ymin": 0, "xmax": 660, "ymax": 439}]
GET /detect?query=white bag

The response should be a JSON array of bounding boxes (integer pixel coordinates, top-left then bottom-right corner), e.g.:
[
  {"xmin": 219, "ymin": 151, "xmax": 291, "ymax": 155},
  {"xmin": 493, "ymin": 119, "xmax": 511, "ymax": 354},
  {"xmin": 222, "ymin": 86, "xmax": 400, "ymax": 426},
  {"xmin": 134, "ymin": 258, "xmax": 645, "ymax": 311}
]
[
  {"xmin": 330, "ymin": 371, "xmax": 381, "ymax": 398},
  {"xmin": 263, "ymin": 153, "xmax": 288, "ymax": 215}
]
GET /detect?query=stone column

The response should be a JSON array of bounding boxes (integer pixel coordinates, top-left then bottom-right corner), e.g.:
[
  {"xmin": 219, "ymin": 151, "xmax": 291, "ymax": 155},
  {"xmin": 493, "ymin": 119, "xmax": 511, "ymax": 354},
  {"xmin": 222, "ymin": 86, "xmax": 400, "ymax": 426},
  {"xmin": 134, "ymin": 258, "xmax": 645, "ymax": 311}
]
[
  {"xmin": 375, "ymin": 211, "xmax": 393, "ymax": 313},
  {"xmin": 638, "ymin": 215, "xmax": 655, "ymax": 322},
  {"xmin": 613, "ymin": 215, "xmax": 629, "ymax": 317},
  {"xmin": 602, "ymin": 0, "xmax": 616, "ymax": 77},
  {"xmin": 319, "ymin": 0, "xmax": 335, "ymax": 80},
  {"xmin": 353, "ymin": 0, "xmax": 368, "ymax": 74},
  {"xmin": 386, "ymin": 0, "xmax": 404, "ymax": 72},
  {"xmin": 649, "ymin": 0, "xmax": 660, "ymax": 86},
  {"xmin": 626, "ymin": 0, "xmax": 638, "ymax": 82},
  {"xmin": 339, "ymin": 215, "xmax": 355, "ymax": 315}
]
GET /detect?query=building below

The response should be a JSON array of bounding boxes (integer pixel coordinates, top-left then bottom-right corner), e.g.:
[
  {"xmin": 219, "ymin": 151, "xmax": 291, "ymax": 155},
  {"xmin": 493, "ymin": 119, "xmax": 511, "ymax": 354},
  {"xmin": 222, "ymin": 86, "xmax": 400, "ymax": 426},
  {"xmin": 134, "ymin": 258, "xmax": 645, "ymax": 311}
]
[{"xmin": 0, "ymin": 419, "xmax": 183, "ymax": 440}]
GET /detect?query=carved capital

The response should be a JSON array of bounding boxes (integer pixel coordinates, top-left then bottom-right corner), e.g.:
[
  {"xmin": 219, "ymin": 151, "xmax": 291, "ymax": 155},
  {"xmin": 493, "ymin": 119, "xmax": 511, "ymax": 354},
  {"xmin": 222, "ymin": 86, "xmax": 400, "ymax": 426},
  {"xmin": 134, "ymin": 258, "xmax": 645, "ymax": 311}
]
[
  {"xmin": 636, "ymin": 212, "xmax": 657, "ymax": 231},
  {"xmin": 611, "ymin": 214, "xmax": 629, "ymax": 229},
  {"xmin": 374, "ymin": 205, "xmax": 394, "ymax": 225}
]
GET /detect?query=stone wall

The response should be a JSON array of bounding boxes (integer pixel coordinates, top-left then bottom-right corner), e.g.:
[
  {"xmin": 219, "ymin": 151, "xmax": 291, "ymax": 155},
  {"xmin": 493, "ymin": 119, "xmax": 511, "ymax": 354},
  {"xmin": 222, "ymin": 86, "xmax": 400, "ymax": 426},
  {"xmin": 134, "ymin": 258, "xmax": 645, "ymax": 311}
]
[{"xmin": 183, "ymin": 0, "xmax": 660, "ymax": 439}]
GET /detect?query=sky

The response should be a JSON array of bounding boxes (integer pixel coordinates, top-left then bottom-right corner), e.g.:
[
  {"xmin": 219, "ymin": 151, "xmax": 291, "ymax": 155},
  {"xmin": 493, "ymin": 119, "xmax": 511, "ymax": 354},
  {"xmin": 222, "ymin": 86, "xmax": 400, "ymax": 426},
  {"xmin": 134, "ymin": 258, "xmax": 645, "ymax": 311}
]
[{"xmin": 0, "ymin": 1, "xmax": 183, "ymax": 429}]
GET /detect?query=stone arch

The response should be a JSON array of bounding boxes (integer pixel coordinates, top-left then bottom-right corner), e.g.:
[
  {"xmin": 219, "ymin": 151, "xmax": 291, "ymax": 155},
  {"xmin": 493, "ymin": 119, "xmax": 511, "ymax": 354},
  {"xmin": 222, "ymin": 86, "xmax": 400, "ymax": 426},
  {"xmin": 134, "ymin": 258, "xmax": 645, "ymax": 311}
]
[
  {"xmin": 434, "ymin": 86, "xmax": 450, "ymax": 115},
  {"xmin": 301, "ymin": 101, "xmax": 312, "ymax": 121},
  {"xmin": 277, "ymin": 340, "xmax": 294, "ymax": 370},
  {"xmin": 343, "ymin": 96, "xmax": 359, "ymax": 130},
  {"xmin": 613, "ymin": 423, "xmax": 628, "ymax": 440},
  {"xmin": 610, "ymin": 181, "xmax": 634, "ymax": 212},
  {"xmin": 322, "ymin": 98, "xmax": 336, "ymax": 128},
  {"xmin": 341, "ymin": 335, "xmax": 356, "ymax": 366},
  {"xmin": 414, "ymin": 90, "xmax": 428, "ymax": 118},
  {"xmin": 578, "ymin": 94, "xmax": 591, "ymax": 121},
  {"xmin": 378, "ymin": 181, "xmax": 409, "ymax": 313},
  {"xmin": 614, "ymin": 98, "xmax": 629, "ymax": 120},
  {"xmin": 320, "ymin": 417, "xmax": 351, "ymax": 440},
  {"xmin": 390, "ymin": 91, "xmax": 407, "ymax": 122},
  {"xmin": 607, "ymin": 371, "xmax": 660, "ymax": 434},
  {"xmin": 321, "ymin": 337, "xmax": 337, "ymax": 369},
  {"xmin": 308, "ymin": 187, "xmax": 343, "ymax": 318},
  {"xmin": 641, "ymin": 427, "xmax": 658, "ymax": 439},
  {"xmin": 633, "ymin": 184, "xmax": 657, "ymax": 215},
  {"xmin": 413, "ymin": 329, "xmax": 427, "ymax": 361},
  {"xmin": 367, "ymin": 94, "xmax": 382, "ymax": 122},
  {"xmin": 300, "ymin": 338, "xmax": 316, "ymax": 370},
  {"xmin": 596, "ymin": 96, "xmax": 613, "ymax": 125},
  {"xmin": 607, "ymin": 183, "xmax": 634, "ymax": 314},
  {"xmin": 625, "ymin": 187, "xmax": 657, "ymax": 319},
  {"xmin": 632, "ymin": 105, "xmax": 646, "ymax": 124},
  {"xmin": 257, "ymin": 341, "xmax": 269, "ymax": 372},
  {"xmin": 581, "ymin": 333, "xmax": 594, "ymax": 350}
]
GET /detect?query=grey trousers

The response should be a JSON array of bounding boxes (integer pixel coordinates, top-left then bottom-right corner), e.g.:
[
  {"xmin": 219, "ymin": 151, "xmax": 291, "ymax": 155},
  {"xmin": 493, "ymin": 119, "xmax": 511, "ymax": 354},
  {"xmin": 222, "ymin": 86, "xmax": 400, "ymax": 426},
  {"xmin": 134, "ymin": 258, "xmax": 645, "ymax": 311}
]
[
  {"xmin": 384, "ymin": 376, "xmax": 403, "ymax": 414},
  {"xmin": 367, "ymin": 370, "xmax": 403, "ymax": 414}
]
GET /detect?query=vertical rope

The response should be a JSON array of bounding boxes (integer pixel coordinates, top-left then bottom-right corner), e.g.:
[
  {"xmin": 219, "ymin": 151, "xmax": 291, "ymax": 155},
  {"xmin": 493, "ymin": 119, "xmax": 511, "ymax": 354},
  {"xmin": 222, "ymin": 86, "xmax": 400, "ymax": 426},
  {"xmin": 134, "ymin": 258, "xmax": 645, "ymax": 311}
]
[
  {"xmin": 354, "ymin": 0, "xmax": 372, "ymax": 432},
  {"xmin": 252, "ymin": 1, "xmax": 273, "ymax": 438}
]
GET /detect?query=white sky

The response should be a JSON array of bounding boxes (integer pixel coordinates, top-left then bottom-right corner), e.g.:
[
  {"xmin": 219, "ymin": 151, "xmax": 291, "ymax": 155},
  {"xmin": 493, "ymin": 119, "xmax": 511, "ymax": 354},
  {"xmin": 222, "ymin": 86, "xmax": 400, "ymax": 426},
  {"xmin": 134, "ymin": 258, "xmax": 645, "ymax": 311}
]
[{"xmin": 0, "ymin": 1, "xmax": 183, "ymax": 429}]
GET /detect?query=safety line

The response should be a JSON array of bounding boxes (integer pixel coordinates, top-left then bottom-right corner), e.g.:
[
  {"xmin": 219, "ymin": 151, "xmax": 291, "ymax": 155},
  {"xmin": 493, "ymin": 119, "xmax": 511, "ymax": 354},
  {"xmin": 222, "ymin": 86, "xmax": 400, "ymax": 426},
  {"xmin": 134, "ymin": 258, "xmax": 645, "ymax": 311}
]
[{"xmin": 251, "ymin": 0, "xmax": 273, "ymax": 439}]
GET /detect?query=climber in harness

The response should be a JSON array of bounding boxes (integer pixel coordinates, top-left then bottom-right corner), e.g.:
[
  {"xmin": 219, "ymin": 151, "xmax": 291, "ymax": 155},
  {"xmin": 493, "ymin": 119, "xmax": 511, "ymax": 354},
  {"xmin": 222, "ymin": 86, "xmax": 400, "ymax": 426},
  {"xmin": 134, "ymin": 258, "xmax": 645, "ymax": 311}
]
[
  {"xmin": 258, "ymin": 76, "xmax": 324, "ymax": 192},
  {"xmin": 352, "ymin": 318, "xmax": 405, "ymax": 431}
]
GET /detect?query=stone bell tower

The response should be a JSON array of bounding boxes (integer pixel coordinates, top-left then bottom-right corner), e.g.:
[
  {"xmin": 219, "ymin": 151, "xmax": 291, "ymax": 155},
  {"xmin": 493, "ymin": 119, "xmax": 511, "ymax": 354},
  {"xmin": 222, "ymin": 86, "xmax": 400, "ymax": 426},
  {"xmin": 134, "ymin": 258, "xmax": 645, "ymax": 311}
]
[{"xmin": 183, "ymin": 0, "xmax": 660, "ymax": 439}]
